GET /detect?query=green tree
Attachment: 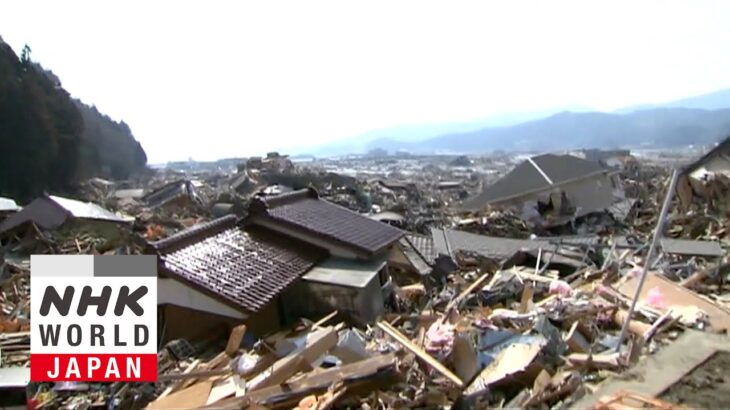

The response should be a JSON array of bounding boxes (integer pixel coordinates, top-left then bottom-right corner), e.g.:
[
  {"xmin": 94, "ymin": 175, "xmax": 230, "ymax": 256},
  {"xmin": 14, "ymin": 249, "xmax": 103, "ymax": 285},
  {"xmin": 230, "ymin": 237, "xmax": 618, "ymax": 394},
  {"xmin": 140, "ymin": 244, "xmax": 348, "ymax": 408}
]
[{"xmin": 20, "ymin": 44, "xmax": 31, "ymax": 65}]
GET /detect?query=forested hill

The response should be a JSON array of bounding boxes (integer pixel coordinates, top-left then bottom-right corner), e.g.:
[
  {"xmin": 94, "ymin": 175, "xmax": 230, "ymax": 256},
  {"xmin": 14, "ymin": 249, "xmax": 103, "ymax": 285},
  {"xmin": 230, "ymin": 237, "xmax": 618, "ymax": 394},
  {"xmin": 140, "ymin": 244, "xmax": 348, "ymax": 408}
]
[{"xmin": 0, "ymin": 37, "xmax": 147, "ymax": 202}]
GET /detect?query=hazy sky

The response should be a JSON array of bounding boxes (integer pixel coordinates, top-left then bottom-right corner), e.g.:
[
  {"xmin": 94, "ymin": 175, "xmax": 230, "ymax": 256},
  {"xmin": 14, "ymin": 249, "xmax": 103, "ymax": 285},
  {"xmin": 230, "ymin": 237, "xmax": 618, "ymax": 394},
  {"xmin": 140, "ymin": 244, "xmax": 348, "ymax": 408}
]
[{"xmin": 2, "ymin": 1, "xmax": 730, "ymax": 162}]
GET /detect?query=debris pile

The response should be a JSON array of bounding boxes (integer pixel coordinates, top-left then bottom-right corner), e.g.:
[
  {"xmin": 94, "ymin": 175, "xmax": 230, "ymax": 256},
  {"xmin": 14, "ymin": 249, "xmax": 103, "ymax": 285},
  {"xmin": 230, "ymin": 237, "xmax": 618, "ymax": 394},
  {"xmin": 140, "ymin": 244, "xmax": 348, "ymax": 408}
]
[{"xmin": 2, "ymin": 145, "xmax": 730, "ymax": 408}]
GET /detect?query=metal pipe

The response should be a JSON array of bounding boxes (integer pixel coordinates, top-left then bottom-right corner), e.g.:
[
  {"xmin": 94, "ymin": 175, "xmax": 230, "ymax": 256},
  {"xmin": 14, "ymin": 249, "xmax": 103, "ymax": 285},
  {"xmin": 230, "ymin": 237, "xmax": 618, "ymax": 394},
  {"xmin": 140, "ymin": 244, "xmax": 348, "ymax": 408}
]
[{"xmin": 615, "ymin": 169, "xmax": 679, "ymax": 352}]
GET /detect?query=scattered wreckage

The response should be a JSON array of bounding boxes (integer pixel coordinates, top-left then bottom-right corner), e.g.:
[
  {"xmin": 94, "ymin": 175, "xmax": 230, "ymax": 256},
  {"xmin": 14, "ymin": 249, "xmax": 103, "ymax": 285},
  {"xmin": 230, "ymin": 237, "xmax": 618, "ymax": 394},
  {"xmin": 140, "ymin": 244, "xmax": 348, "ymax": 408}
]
[{"xmin": 1, "ymin": 143, "xmax": 730, "ymax": 409}]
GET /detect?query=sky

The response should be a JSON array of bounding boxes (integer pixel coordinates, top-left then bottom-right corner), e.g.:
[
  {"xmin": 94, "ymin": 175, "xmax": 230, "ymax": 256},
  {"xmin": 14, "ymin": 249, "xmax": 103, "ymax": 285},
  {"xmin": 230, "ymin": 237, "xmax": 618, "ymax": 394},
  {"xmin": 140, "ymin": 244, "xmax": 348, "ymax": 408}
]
[{"xmin": 2, "ymin": 0, "xmax": 730, "ymax": 163}]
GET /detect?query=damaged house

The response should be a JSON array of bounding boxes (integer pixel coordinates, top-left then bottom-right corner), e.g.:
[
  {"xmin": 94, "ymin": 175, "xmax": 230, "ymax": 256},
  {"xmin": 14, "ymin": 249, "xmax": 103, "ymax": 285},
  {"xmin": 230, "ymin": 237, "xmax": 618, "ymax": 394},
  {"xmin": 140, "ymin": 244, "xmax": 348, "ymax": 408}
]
[
  {"xmin": 0, "ymin": 195, "xmax": 127, "ymax": 237},
  {"xmin": 150, "ymin": 188, "xmax": 404, "ymax": 341},
  {"xmin": 388, "ymin": 232, "xmax": 457, "ymax": 286},
  {"xmin": 247, "ymin": 188, "xmax": 404, "ymax": 324},
  {"xmin": 143, "ymin": 179, "xmax": 204, "ymax": 211},
  {"xmin": 0, "ymin": 197, "xmax": 19, "ymax": 222},
  {"xmin": 150, "ymin": 215, "xmax": 325, "ymax": 342},
  {"xmin": 462, "ymin": 154, "xmax": 624, "ymax": 226},
  {"xmin": 676, "ymin": 136, "xmax": 730, "ymax": 211}
]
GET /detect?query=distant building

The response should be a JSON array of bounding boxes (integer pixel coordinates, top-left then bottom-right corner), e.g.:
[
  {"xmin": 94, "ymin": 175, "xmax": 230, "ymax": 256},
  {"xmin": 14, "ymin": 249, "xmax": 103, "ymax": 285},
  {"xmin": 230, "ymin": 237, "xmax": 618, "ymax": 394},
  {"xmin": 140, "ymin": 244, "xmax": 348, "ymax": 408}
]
[{"xmin": 578, "ymin": 149, "xmax": 632, "ymax": 169}]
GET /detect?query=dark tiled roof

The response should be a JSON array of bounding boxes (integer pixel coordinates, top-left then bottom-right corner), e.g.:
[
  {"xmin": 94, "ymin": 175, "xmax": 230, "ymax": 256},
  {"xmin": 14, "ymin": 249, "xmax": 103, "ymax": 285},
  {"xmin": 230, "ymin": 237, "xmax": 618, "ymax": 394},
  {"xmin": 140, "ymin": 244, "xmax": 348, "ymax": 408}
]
[
  {"xmin": 151, "ymin": 215, "xmax": 325, "ymax": 313},
  {"xmin": 463, "ymin": 154, "xmax": 608, "ymax": 211},
  {"xmin": 250, "ymin": 188, "xmax": 404, "ymax": 256},
  {"xmin": 431, "ymin": 228, "xmax": 600, "ymax": 261},
  {"xmin": 403, "ymin": 232, "xmax": 436, "ymax": 265}
]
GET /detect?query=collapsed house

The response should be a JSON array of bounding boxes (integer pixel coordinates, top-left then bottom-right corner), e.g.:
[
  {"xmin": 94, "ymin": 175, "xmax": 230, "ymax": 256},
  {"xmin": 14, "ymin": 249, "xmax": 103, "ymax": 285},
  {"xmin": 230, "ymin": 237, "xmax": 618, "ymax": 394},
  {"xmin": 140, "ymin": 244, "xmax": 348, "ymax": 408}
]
[
  {"xmin": 143, "ymin": 179, "xmax": 204, "ymax": 210},
  {"xmin": 0, "ymin": 197, "xmax": 19, "ymax": 221},
  {"xmin": 388, "ymin": 231, "xmax": 460, "ymax": 287},
  {"xmin": 676, "ymin": 136, "xmax": 730, "ymax": 210},
  {"xmin": 463, "ymin": 154, "xmax": 624, "ymax": 226},
  {"xmin": 0, "ymin": 195, "xmax": 127, "ymax": 236}
]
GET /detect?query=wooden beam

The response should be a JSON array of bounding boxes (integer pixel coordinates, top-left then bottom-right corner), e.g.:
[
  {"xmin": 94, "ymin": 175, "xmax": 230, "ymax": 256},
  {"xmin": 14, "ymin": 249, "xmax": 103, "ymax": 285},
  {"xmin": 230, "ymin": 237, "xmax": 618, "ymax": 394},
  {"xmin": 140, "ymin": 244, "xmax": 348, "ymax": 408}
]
[
  {"xmin": 444, "ymin": 272, "xmax": 491, "ymax": 313},
  {"xmin": 376, "ymin": 321, "xmax": 463, "ymax": 387},
  {"xmin": 245, "ymin": 354, "xmax": 396, "ymax": 407},
  {"xmin": 225, "ymin": 325, "xmax": 247, "ymax": 357},
  {"xmin": 312, "ymin": 310, "xmax": 338, "ymax": 329},
  {"xmin": 613, "ymin": 309, "xmax": 651, "ymax": 337},
  {"xmin": 567, "ymin": 353, "xmax": 622, "ymax": 370},
  {"xmin": 247, "ymin": 326, "xmax": 338, "ymax": 391},
  {"xmin": 158, "ymin": 359, "xmax": 201, "ymax": 397},
  {"xmin": 564, "ymin": 322, "xmax": 590, "ymax": 354},
  {"xmin": 519, "ymin": 282, "xmax": 535, "ymax": 314}
]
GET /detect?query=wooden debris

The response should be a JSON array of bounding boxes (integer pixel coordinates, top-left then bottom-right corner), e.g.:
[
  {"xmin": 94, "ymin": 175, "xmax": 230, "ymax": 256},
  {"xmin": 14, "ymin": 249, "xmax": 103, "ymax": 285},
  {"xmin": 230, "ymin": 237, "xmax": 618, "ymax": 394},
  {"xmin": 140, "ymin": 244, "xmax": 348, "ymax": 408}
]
[
  {"xmin": 519, "ymin": 282, "xmax": 535, "ymax": 313},
  {"xmin": 618, "ymin": 272, "xmax": 730, "ymax": 331},
  {"xmin": 312, "ymin": 310, "xmax": 338, "ymax": 329},
  {"xmin": 158, "ymin": 359, "xmax": 201, "ymax": 398},
  {"xmin": 147, "ymin": 380, "xmax": 213, "ymax": 410},
  {"xmin": 225, "ymin": 325, "xmax": 247, "ymax": 357},
  {"xmin": 613, "ymin": 309, "xmax": 652, "ymax": 337},
  {"xmin": 247, "ymin": 326, "xmax": 338, "ymax": 391},
  {"xmin": 565, "ymin": 321, "xmax": 591, "ymax": 353},
  {"xmin": 594, "ymin": 390, "xmax": 685, "ymax": 410},
  {"xmin": 567, "ymin": 352, "xmax": 623, "ymax": 370},
  {"xmin": 376, "ymin": 321, "xmax": 464, "ymax": 387}
]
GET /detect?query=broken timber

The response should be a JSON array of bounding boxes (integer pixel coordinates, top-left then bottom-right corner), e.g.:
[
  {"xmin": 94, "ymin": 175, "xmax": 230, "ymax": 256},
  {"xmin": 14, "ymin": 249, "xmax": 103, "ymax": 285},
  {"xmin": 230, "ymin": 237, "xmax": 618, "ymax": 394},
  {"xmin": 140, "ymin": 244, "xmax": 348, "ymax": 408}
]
[{"xmin": 376, "ymin": 321, "xmax": 464, "ymax": 387}]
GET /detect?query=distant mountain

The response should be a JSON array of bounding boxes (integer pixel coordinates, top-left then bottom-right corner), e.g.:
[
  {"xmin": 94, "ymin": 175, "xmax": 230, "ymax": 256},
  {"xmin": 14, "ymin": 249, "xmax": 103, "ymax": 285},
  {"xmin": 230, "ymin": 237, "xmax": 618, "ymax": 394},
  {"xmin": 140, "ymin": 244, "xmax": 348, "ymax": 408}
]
[
  {"xmin": 617, "ymin": 88, "xmax": 730, "ymax": 113},
  {"xmin": 308, "ymin": 105, "xmax": 594, "ymax": 156},
  {"xmin": 372, "ymin": 108, "xmax": 730, "ymax": 154},
  {"xmin": 306, "ymin": 87, "xmax": 730, "ymax": 157}
]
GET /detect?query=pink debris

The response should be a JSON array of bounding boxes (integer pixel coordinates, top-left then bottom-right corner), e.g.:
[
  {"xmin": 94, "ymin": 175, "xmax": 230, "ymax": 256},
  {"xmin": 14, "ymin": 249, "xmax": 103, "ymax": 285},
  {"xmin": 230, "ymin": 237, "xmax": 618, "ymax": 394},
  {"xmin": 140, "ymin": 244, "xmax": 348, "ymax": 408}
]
[
  {"xmin": 549, "ymin": 280, "xmax": 573, "ymax": 297},
  {"xmin": 646, "ymin": 286, "xmax": 666, "ymax": 308},
  {"xmin": 627, "ymin": 267, "xmax": 643, "ymax": 279},
  {"xmin": 425, "ymin": 321, "xmax": 455, "ymax": 353}
]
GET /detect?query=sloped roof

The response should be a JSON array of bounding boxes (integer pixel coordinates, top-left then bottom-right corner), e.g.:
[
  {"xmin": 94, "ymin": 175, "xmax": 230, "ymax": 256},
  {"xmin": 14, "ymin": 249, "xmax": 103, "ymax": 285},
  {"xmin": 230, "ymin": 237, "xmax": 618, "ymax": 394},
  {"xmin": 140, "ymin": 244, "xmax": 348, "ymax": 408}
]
[
  {"xmin": 681, "ymin": 136, "xmax": 730, "ymax": 177},
  {"xmin": 397, "ymin": 232, "xmax": 436, "ymax": 276},
  {"xmin": 0, "ymin": 195, "xmax": 125, "ymax": 233},
  {"xmin": 431, "ymin": 227, "xmax": 600, "ymax": 261},
  {"xmin": 152, "ymin": 215, "xmax": 326, "ymax": 313},
  {"xmin": 0, "ymin": 197, "xmax": 19, "ymax": 212},
  {"xmin": 249, "ymin": 188, "xmax": 404, "ymax": 256},
  {"xmin": 48, "ymin": 196, "xmax": 124, "ymax": 221},
  {"xmin": 463, "ymin": 154, "xmax": 608, "ymax": 211},
  {"xmin": 403, "ymin": 232, "xmax": 437, "ymax": 265},
  {"xmin": 143, "ymin": 179, "xmax": 201, "ymax": 209}
]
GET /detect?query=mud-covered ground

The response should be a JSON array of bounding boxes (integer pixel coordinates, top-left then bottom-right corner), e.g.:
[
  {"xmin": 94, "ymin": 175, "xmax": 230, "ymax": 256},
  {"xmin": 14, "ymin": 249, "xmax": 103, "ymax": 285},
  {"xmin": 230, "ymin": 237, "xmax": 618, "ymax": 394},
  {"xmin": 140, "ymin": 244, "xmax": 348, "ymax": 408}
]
[{"xmin": 661, "ymin": 351, "xmax": 730, "ymax": 409}]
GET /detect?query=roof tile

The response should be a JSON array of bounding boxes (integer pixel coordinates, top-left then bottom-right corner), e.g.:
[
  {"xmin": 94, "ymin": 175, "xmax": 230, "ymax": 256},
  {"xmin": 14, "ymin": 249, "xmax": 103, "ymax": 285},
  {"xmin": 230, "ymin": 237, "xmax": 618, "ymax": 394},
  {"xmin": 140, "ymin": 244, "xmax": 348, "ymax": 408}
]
[
  {"xmin": 252, "ymin": 189, "xmax": 403, "ymax": 255},
  {"xmin": 153, "ymin": 216, "xmax": 325, "ymax": 313}
]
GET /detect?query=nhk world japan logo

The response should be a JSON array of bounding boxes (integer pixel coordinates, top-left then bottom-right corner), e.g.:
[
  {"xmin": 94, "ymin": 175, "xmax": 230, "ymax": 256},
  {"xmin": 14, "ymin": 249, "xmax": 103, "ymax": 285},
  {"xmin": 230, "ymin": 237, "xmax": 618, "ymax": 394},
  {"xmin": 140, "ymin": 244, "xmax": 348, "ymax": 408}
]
[{"xmin": 30, "ymin": 255, "xmax": 157, "ymax": 382}]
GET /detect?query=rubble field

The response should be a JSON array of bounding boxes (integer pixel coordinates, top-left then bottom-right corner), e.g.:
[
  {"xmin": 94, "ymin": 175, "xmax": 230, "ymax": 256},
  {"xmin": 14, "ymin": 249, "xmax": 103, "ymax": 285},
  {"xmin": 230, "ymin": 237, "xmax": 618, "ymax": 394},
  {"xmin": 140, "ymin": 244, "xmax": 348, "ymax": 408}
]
[{"xmin": 1, "ymin": 146, "xmax": 730, "ymax": 409}]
